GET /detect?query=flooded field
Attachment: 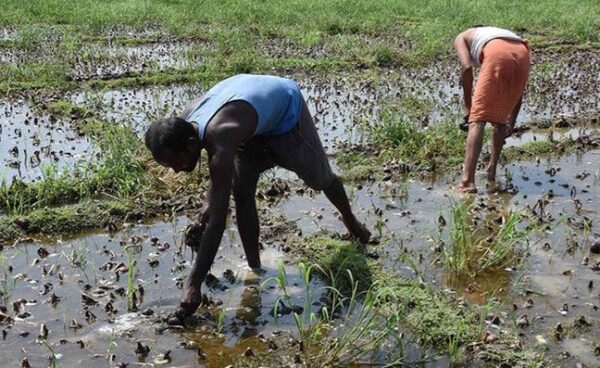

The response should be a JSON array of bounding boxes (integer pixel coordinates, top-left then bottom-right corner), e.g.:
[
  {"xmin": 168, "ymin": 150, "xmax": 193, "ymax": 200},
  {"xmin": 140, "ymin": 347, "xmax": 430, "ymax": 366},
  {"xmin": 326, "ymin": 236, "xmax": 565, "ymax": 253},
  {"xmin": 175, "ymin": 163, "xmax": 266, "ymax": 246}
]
[
  {"xmin": 65, "ymin": 49, "xmax": 600, "ymax": 154},
  {"xmin": 0, "ymin": 100, "xmax": 95, "ymax": 183},
  {"xmin": 69, "ymin": 41, "xmax": 204, "ymax": 81},
  {"xmin": 0, "ymin": 217, "xmax": 328, "ymax": 367},
  {"xmin": 1, "ymin": 22, "xmax": 600, "ymax": 368}
]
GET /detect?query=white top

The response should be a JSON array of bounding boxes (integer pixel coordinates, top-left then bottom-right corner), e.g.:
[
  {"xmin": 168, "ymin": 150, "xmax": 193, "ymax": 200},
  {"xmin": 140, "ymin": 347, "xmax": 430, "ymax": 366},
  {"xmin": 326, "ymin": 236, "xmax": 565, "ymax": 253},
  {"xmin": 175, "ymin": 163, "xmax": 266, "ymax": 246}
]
[{"xmin": 470, "ymin": 27, "xmax": 523, "ymax": 66}]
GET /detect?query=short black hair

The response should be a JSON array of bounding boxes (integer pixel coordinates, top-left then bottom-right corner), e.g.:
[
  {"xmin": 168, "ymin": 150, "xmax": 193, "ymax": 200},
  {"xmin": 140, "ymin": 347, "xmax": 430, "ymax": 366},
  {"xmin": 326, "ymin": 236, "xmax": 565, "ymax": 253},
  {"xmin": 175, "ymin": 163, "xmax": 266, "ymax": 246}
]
[{"xmin": 145, "ymin": 117, "xmax": 196, "ymax": 159}]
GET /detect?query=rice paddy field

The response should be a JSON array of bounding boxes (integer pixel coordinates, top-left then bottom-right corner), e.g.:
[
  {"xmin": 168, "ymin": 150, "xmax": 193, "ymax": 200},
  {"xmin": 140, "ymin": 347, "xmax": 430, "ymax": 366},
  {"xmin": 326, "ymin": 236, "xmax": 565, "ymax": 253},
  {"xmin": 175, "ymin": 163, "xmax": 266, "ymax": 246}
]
[{"xmin": 1, "ymin": 1, "xmax": 599, "ymax": 367}]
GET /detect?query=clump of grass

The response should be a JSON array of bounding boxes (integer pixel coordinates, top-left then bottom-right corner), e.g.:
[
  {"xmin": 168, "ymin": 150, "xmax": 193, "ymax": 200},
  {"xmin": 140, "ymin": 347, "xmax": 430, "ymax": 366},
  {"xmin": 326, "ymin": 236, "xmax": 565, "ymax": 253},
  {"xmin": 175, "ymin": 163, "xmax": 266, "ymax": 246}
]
[
  {"xmin": 503, "ymin": 139, "xmax": 567, "ymax": 160},
  {"xmin": 365, "ymin": 108, "xmax": 466, "ymax": 172},
  {"xmin": 441, "ymin": 199, "xmax": 534, "ymax": 278},
  {"xmin": 293, "ymin": 233, "xmax": 374, "ymax": 295},
  {"xmin": 371, "ymin": 43, "xmax": 396, "ymax": 67},
  {"xmin": 261, "ymin": 262, "xmax": 409, "ymax": 367},
  {"xmin": 0, "ymin": 118, "xmax": 149, "ymax": 215}
]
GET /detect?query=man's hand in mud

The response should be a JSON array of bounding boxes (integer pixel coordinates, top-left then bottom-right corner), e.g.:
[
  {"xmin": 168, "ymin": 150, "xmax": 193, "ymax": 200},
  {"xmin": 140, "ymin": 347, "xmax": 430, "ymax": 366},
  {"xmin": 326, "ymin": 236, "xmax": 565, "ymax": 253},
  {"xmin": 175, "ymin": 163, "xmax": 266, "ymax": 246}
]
[
  {"xmin": 184, "ymin": 222, "xmax": 205, "ymax": 248},
  {"xmin": 180, "ymin": 284, "xmax": 203, "ymax": 312},
  {"xmin": 459, "ymin": 113, "xmax": 470, "ymax": 132}
]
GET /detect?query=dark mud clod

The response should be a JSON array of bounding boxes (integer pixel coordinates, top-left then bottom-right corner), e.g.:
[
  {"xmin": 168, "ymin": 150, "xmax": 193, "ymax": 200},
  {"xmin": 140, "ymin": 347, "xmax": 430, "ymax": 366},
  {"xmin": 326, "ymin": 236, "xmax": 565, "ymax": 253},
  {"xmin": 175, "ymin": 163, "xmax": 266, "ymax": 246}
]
[
  {"xmin": 20, "ymin": 358, "xmax": 31, "ymax": 368},
  {"xmin": 37, "ymin": 247, "xmax": 49, "ymax": 258},
  {"xmin": 197, "ymin": 347, "xmax": 208, "ymax": 360},
  {"xmin": 135, "ymin": 341, "xmax": 150, "ymax": 357},
  {"xmin": 591, "ymin": 241, "xmax": 600, "ymax": 254},
  {"xmin": 38, "ymin": 323, "xmax": 48, "ymax": 339},
  {"xmin": 517, "ymin": 315, "xmax": 529, "ymax": 328},
  {"xmin": 223, "ymin": 269, "xmax": 236, "ymax": 284}
]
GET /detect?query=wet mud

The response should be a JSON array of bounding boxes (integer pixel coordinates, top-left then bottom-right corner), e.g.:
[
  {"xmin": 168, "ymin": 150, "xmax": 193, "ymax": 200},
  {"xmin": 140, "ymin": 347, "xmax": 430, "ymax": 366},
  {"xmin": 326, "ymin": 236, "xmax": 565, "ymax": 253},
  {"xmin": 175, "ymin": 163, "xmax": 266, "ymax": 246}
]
[
  {"xmin": 0, "ymin": 217, "xmax": 328, "ymax": 367},
  {"xmin": 0, "ymin": 99, "xmax": 95, "ymax": 183},
  {"xmin": 2, "ymin": 32, "xmax": 600, "ymax": 367}
]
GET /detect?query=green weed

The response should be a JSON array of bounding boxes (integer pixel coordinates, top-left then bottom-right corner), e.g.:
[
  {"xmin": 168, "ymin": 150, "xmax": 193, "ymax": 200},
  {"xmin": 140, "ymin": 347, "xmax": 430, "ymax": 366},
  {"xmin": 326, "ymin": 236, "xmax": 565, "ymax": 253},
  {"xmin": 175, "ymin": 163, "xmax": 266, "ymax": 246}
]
[
  {"xmin": 125, "ymin": 248, "xmax": 138, "ymax": 312},
  {"xmin": 440, "ymin": 199, "xmax": 534, "ymax": 278},
  {"xmin": 263, "ymin": 261, "xmax": 410, "ymax": 366}
]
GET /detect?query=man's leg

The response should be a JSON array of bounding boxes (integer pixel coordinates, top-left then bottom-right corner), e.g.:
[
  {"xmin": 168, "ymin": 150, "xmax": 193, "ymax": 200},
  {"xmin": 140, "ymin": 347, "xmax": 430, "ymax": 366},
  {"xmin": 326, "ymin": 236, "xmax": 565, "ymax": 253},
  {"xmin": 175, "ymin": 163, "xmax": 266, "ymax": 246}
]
[
  {"xmin": 486, "ymin": 124, "xmax": 509, "ymax": 181},
  {"xmin": 233, "ymin": 174, "xmax": 261, "ymax": 269},
  {"xmin": 232, "ymin": 137, "xmax": 274, "ymax": 269},
  {"xmin": 323, "ymin": 175, "xmax": 371, "ymax": 243},
  {"xmin": 266, "ymin": 98, "xmax": 370, "ymax": 243},
  {"xmin": 457, "ymin": 121, "xmax": 486, "ymax": 192}
]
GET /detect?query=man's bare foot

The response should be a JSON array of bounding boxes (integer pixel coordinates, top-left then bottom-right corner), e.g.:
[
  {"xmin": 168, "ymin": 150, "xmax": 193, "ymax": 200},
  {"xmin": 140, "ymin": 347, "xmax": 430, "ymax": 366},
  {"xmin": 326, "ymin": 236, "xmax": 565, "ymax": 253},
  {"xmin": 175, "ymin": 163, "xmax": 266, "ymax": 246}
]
[
  {"xmin": 485, "ymin": 168, "xmax": 496, "ymax": 181},
  {"xmin": 455, "ymin": 182, "xmax": 478, "ymax": 193},
  {"xmin": 344, "ymin": 219, "xmax": 371, "ymax": 244}
]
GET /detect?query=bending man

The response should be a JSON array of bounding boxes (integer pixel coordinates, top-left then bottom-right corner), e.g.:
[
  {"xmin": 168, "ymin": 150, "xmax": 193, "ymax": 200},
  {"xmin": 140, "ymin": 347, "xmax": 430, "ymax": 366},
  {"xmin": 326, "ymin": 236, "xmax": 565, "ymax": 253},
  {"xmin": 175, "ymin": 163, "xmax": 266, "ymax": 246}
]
[{"xmin": 144, "ymin": 74, "xmax": 371, "ymax": 316}]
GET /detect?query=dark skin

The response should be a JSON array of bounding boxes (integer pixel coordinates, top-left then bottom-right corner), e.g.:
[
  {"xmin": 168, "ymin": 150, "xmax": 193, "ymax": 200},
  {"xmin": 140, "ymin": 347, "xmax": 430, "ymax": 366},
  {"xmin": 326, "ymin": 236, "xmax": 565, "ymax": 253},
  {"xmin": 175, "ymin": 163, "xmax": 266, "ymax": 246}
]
[
  {"xmin": 454, "ymin": 29, "xmax": 523, "ymax": 193},
  {"xmin": 157, "ymin": 100, "xmax": 370, "ymax": 316},
  {"xmin": 158, "ymin": 101, "xmax": 257, "ymax": 314}
]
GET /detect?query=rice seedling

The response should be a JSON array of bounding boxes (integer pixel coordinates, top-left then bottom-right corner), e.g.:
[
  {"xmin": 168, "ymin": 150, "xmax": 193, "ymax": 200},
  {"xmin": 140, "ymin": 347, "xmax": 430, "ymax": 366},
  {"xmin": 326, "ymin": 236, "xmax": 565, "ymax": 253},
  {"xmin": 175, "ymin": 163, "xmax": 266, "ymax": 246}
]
[
  {"xmin": 263, "ymin": 261, "xmax": 409, "ymax": 367},
  {"xmin": 107, "ymin": 329, "xmax": 117, "ymax": 364},
  {"xmin": 447, "ymin": 321, "xmax": 466, "ymax": 367},
  {"xmin": 65, "ymin": 245, "xmax": 89, "ymax": 273},
  {"xmin": 125, "ymin": 248, "xmax": 138, "ymax": 312},
  {"xmin": 40, "ymin": 340, "xmax": 60, "ymax": 368},
  {"xmin": 440, "ymin": 199, "xmax": 535, "ymax": 278}
]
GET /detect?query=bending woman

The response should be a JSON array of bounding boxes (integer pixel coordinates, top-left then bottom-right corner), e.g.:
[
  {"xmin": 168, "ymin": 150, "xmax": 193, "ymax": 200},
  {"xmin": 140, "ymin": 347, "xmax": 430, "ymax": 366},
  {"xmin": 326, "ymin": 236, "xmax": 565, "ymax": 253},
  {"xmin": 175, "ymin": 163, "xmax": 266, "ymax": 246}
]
[{"xmin": 454, "ymin": 26, "xmax": 531, "ymax": 193}]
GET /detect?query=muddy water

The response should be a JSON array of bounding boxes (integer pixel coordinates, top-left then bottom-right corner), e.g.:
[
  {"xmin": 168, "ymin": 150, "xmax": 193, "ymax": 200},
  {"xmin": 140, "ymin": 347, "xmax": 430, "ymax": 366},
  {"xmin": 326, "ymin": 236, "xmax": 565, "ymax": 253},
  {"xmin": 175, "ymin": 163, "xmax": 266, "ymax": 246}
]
[
  {"xmin": 0, "ymin": 100, "xmax": 96, "ymax": 183},
  {"xmin": 0, "ymin": 216, "xmax": 329, "ymax": 367},
  {"xmin": 504, "ymin": 126, "xmax": 595, "ymax": 148},
  {"xmin": 68, "ymin": 49, "xmax": 599, "ymax": 155},
  {"xmin": 70, "ymin": 41, "xmax": 204, "ymax": 81},
  {"xmin": 270, "ymin": 150, "xmax": 600, "ymax": 366}
]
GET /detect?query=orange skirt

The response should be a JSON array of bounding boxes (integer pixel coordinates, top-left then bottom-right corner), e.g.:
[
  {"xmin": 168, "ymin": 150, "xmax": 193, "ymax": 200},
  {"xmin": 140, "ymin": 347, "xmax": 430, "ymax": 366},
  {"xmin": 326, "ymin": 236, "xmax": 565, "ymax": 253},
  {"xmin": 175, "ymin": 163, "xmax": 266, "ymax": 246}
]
[{"xmin": 469, "ymin": 38, "xmax": 531, "ymax": 125}]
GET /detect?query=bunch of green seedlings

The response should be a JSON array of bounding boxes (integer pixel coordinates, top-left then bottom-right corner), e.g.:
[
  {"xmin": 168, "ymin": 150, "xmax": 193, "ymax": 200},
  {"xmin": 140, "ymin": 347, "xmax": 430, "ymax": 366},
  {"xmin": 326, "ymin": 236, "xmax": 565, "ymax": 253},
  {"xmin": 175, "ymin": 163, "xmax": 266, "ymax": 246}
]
[
  {"xmin": 259, "ymin": 262, "xmax": 431, "ymax": 367},
  {"xmin": 440, "ymin": 199, "xmax": 535, "ymax": 278}
]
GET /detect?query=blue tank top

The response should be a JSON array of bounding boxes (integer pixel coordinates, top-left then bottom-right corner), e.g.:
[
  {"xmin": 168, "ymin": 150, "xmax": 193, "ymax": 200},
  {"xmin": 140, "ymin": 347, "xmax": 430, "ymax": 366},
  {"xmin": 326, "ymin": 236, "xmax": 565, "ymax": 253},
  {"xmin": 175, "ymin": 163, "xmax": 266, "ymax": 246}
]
[{"xmin": 187, "ymin": 74, "xmax": 303, "ymax": 141}]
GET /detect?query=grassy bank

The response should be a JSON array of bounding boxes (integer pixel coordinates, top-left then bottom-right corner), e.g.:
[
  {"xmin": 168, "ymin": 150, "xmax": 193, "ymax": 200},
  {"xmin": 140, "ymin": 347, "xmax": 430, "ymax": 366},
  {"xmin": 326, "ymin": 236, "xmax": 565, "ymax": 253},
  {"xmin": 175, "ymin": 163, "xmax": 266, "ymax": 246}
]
[
  {"xmin": 1, "ymin": 0, "xmax": 597, "ymax": 46},
  {"xmin": 0, "ymin": 101, "xmax": 208, "ymax": 242}
]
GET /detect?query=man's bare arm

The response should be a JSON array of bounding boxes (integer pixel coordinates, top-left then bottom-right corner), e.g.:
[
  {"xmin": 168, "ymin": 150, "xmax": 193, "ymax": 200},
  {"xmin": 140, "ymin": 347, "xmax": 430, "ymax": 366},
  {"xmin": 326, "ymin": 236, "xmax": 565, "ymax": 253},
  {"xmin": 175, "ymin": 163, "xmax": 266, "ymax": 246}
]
[
  {"xmin": 185, "ymin": 146, "xmax": 234, "ymax": 290},
  {"xmin": 454, "ymin": 32, "xmax": 474, "ymax": 115}
]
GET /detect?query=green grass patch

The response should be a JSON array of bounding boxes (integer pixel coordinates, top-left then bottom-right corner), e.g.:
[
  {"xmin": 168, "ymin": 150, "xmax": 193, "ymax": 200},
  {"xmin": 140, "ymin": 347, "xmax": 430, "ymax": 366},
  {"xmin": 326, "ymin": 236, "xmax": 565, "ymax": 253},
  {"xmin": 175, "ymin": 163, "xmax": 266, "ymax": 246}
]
[
  {"xmin": 0, "ymin": 112, "xmax": 149, "ymax": 215},
  {"xmin": 291, "ymin": 233, "xmax": 375, "ymax": 295},
  {"xmin": 287, "ymin": 233, "xmax": 546, "ymax": 367},
  {"xmin": 0, "ymin": 199, "xmax": 137, "ymax": 240},
  {"xmin": 438, "ymin": 199, "xmax": 534, "ymax": 278},
  {"xmin": 503, "ymin": 139, "xmax": 571, "ymax": 161},
  {"xmin": 336, "ymin": 108, "xmax": 467, "ymax": 180},
  {"xmin": 0, "ymin": 1, "xmax": 598, "ymax": 92}
]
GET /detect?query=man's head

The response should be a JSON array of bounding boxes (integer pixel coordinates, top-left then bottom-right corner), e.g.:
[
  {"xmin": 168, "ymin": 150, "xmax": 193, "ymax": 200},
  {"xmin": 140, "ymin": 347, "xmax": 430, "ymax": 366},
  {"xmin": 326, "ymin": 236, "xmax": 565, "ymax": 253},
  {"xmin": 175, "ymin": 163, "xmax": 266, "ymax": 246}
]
[{"xmin": 145, "ymin": 117, "xmax": 202, "ymax": 173}]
